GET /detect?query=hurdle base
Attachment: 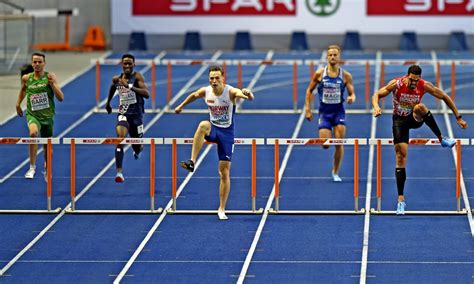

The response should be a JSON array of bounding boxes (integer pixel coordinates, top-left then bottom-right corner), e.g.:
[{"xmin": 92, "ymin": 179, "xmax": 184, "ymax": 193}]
[
  {"xmin": 64, "ymin": 208, "xmax": 163, "ymax": 214},
  {"xmin": 0, "ymin": 207, "xmax": 62, "ymax": 214},
  {"xmin": 370, "ymin": 208, "xmax": 468, "ymax": 215},
  {"xmin": 166, "ymin": 208, "xmax": 264, "ymax": 215},
  {"xmin": 268, "ymin": 208, "xmax": 366, "ymax": 215}
]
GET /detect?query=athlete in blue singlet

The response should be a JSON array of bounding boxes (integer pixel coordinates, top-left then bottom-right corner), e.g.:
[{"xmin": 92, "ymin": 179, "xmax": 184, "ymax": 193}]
[
  {"xmin": 175, "ymin": 65, "xmax": 254, "ymax": 220},
  {"xmin": 304, "ymin": 45, "xmax": 356, "ymax": 182},
  {"xmin": 105, "ymin": 54, "xmax": 149, "ymax": 183}
]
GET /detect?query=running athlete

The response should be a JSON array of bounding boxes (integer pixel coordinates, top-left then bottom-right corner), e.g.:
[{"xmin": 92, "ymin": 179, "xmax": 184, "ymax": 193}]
[
  {"xmin": 304, "ymin": 45, "xmax": 356, "ymax": 182},
  {"xmin": 175, "ymin": 65, "xmax": 254, "ymax": 220},
  {"xmin": 105, "ymin": 54, "xmax": 149, "ymax": 183},
  {"xmin": 16, "ymin": 52, "xmax": 65, "ymax": 180},
  {"xmin": 372, "ymin": 64, "xmax": 468, "ymax": 215}
]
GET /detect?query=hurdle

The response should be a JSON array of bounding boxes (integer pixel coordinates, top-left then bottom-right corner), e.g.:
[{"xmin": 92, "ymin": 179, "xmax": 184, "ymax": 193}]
[
  {"xmin": 62, "ymin": 137, "xmax": 163, "ymax": 214},
  {"xmin": 164, "ymin": 138, "xmax": 264, "ymax": 215},
  {"xmin": 266, "ymin": 138, "xmax": 367, "ymax": 215},
  {"xmin": 0, "ymin": 138, "xmax": 61, "ymax": 213},
  {"xmin": 370, "ymin": 138, "xmax": 470, "ymax": 215}
]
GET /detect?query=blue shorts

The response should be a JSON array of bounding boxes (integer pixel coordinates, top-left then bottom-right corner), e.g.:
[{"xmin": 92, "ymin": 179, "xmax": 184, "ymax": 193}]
[
  {"xmin": 318, "ymin": 111, "xmax": 346, "ymax": 130},
  {"xmin": 117, "ymin": 113, "xmax": 144, "ymax": 138},
  {"xmin": 205, "ymin": 124, "xmax": 234, "ymax": 161}
]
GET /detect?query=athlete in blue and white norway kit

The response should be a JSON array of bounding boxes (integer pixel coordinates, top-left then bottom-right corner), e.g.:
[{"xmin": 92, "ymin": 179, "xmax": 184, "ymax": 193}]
[
  {"xmin": 105, "ymin": 54, "xmax": 149, "ymax": 183},
  {"xmin": 305, "ymin": 45, "xmax": 356, "ymax": 182},
  {"xmin": 175, "ymin": 65, "xmax": 254, "ymax": 220}
]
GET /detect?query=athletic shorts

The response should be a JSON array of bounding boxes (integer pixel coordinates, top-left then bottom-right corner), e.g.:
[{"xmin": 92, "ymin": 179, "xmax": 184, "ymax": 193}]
[
  {"xmin": 26, "ymin": 114, "xmax": 54, "ymax": 137},
  {"xmin": 117, "ymin": 113, "xmax": 144, "ymax": 138},
  {"xmin": 205, "ymin": 124, "xmax": 234, "ymax": 161},
  {"xmin": 318, "ymin": 110, "xmax": 346, "ymax": 130},
  {"xmin": 392, "ymin": 114, "xmax": 423, "ymax": 144}
]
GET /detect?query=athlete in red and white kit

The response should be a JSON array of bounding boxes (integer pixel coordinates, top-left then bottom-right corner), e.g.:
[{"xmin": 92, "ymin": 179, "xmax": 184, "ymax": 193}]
[{"xmin": 372, "ymin": 64, "xmax": 468, "ymax": 215}]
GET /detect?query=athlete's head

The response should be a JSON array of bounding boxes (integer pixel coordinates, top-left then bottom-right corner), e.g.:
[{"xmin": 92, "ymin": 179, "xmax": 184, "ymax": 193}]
[
  {"xmin": 31, "ymin": 52, "xmax": 46, "ymax": 73},
  {"xmin": 121, "ymin": 53, "xmax": 135, "ymax": 75},
  {"xmin": 407, "ymin": 65, "xmax": 422, "ymax": 90},
  {"xmin": 208, "ymin": 65, "xmax": 224, "ymax": 91},
  {"xmin": 327, "ymin": 45, "xmax": 341, "ymax": 66}
]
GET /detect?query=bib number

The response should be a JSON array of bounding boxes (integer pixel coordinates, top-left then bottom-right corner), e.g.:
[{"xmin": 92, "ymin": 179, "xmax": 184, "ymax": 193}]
[{"xmin": 30, "ymin": 92, "xmax": 50, "ymax": 111}]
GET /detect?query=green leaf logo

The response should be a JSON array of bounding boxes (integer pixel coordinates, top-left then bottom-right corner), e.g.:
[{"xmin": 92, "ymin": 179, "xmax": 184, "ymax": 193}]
[{"xmin": 306, "ymin": 0, "xmax": 340, "ymax": 16}]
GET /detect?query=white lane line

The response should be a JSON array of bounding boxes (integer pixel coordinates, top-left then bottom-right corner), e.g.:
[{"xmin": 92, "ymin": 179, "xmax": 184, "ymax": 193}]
[
  {"xmin": 431, "ymin": 51, "xmax": 474, "ymax": 237},
  {"xmin": 359, "ymin": 50, "xmax": 382, "ymax": 284},
  {"xmin": 236, "ymin": 51, "xmax": 327, "ymax": 284}
]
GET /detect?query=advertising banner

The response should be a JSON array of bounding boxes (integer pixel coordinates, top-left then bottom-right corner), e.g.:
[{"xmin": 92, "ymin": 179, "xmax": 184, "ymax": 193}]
[{"xmin": 112, "ymin": 0, "xmax": 473, "ymax": 34}]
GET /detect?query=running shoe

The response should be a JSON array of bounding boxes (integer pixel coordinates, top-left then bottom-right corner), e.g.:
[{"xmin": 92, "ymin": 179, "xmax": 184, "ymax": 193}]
[
  {"xmin": 115, "ymin": 172, "xmax": 125, "ymax": 183},
  {"xmin": 217, "ymin": 209, "xmax": 228, "ymax": 220},
  {"xmin": 396, "ymin": 201, "xmax": 406, "ymax": 215},
  {"xmin": 440, "ymin": 136, "xmax": 455, "ymax": 148},
  {"xmin": 133, "ymin": 145, "xmax": 144, "ymax": 160},
  {"xmin": 332, "ymin": 171, "xmax": 342, "ymax": 182},
  {"xmin": 24, "ymin": 167, "xmax": 36, "ymax": 179},
  {"xmin": 180, "ymin": 159, "xmax": 195, "ymax": 173}
]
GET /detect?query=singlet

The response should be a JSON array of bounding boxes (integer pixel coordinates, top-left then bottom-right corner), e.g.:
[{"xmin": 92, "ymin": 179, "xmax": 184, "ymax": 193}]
[
  {"xmin": 116, "ymin": 72, "xmax": 145, "ymax": 117},
  {"xmin": 317, "ymin": 66, "xmax": 346, "ymax": 112},
  {"xmin": 25, "ymin": 72, "xmax": 55, "ymax": 120},
  {"xmin": 392, "ymin": 76, "xmax": 425, "ymax": 117},
  {"xmin": 205, "ymin": 84, "xmax": 235, "ymax": 129}
]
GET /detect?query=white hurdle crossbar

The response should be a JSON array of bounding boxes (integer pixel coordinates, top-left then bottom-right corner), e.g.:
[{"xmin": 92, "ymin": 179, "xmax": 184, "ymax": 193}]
[
  {"xmin": 266, "ymin": 138, "xmax": 367, "ymax": 215},
  {"xmin": 164, "ymin": 138, "xmax": 265, "ymax": 215},
  {"xmin": 370, "ymin": 138, "xmax": 470, "ymax": 215},
  {"xmin": 62, "ymin": 137, "xmax": 164, "ymax": 214},
  {"xmin": 0, "ymin": 137, "xmax": 61, "ymax": 213}
]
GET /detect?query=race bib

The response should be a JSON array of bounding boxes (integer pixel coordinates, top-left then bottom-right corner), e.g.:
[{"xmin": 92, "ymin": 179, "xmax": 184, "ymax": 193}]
[
  {"xmin": 30, "ymin": 92, "xmax": 50, "ymax": 111},
  {"xmin": 118, "ymin": 88, "xmax": 137, "ymax": 106},
  {"xmin": 322, "ymin": 88, "xmax": 341, "ymax": 104},
  {"xmin": 137, "ymin": 124, "xmax": 144, "ymax": 134}
]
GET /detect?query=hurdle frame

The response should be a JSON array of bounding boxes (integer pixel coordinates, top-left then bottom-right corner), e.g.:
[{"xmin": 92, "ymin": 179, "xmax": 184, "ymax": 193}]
[
  {"xmin": 62, "ymin": 137, "xmax": 164, "ymax": 214},
  {"xmin": 370, "ymin": 138, "xmax": 470, "ymax": 215},
  {"xmin": 0, "ymin": 137, "xmax": 61, "ymax": 214},
  {"xmin": 164, "ymin": 138, "xmax": 265, "ymax": 215},
  {"xmin": 266, "ymin": 138, "xmax": 367, "ymax": 215}
]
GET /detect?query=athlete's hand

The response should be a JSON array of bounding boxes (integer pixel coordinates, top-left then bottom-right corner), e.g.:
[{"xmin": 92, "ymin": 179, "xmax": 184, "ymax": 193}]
[
  {"xmin": 16, "ymin": 104, "xmax": 23, "ymax": 117},
  {"xmin": 457, "ymin": 117, "xmax": 468, "ymax": 129},
  {"xmin": 175, "ymin": 105, "xmax": 183, "ymax": 114},
  {"xmin": 305, "ymin": 108, "xmax": 313, "ymax": 121},
  {"xmin": 47, "ymin": 73, "xmax": 57, "ymax": 85},
  {"xmin": 242, "ymin": 88, "xmax": 254, "ymax": 100},
  {"xmin": 105, "ymin": 103, "xmax": 112, "ymax": 114},
  {"xmin": 373, "ymin": 106, "xmax": 382, "ymax": 117},
  {"xmin": 347, "ymin": 95, "xmax": 356, "ymax": 104}
]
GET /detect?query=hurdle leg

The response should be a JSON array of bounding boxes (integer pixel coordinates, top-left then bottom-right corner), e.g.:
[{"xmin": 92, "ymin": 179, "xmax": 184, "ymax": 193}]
[
  {"xmin": 251, "ymin": 139, "xmax": 256, "ymax": 212},
  {"xmin": 376, "ymin": 140, "xmax": 382, "ymax": 212},
  {"xmin": 70, "ymin": 139, "xmax": 76, "ymax": 211},
  {"xmin": 456, "ymin": 140, "xmax": 461, "ymax": 212},
  {"xmin": 274, "ymin": 140, "xmax": 280, "ymax": 212},
  {"xmin": 354, "ymin": 139, "xmax": 359, "ymax": 211},
  {"xmin": 150, "ymin": 139, "xmax": 155, "ymax": 211},
  {"xmin": 172, "ymin": 139, "xmax": 177, "ymax": 211},
  {"xmin": 47, "ymin": 139, "xmax": 52, "ymax": 211}
]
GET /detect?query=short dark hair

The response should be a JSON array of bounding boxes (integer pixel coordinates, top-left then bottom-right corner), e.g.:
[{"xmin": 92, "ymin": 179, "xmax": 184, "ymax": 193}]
[
  {"xmin": 31, "ymin": 52, "xmax": 45, "ymax": 61},
  {"xmin": 209, "ymin": 65, "xmax": 223, "ymax": 75},
  {"xmin": 122, "ymin": 53, "xmax": 135, "ymax": 62},
  {"xmin": 327, "ymin": 44, "xmax": 341, "ymax": 53},
  {"xmin": 407, "ymin": 65, "xmax": 422, "ymax": 76}
]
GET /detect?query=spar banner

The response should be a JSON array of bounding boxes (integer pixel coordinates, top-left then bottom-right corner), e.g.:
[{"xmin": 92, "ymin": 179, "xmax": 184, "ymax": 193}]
[{"xmin": 111, "ymin": 0, "xmax": 473, "ymax": 34}]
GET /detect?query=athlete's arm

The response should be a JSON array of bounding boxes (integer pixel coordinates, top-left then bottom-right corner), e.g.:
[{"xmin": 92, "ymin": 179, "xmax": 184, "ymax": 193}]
[
  {"xmin": 344, "ymin": 71, "xmax": 356, "ymax": 104},
  {"xmin": 174, "ymin": 87, "xmax": 206, "ymax": 114},
  {"xmin": 424, "ymin": 81, "xmax": 468, "ymax": 129},
  {"xmin": 372, "ymin": 79, "xmax": 396, "ymax": 117},
  {"xmin": 304, "ymin": 68, "xmax": 323, "ymax": 121},
  {"xmin": 47, "ymin": 72, "xmax": 64, "ymax": 102},
  {"xmin": 131, "ymin": 72, "xmax": 149, "ymax": 99},
  {"xmin": 230, "ymin": 88, "xmax": 254, "ymax": 103},
  {"xmin": 105, "ymin": 76, "xmax": 119, "ymax": 114},
  {"xmin": 15, "ymin": 75, "xmax": 28, "ymax": 117}
]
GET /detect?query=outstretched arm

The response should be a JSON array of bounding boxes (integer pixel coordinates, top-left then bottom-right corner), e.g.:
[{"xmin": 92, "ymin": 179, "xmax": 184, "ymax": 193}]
[
  {"xmin": 230, "ymin": 87, "xmax": 254, "ymax": 103},
  {"xmin": 15, "ymin": 75, "xmax": 28, "ymax": 117},
  {"xmin": 424, "ymin": 82, "xmax": 468, "ymax": 129},
  {"xmin": 372, "ymin": 79, "xmax": 396, "ymax": 117},
  {"xmin": 305, "ymin": 69, "xmax": 322, "ymax": 121},
  {"xmin": 344, "ymin": 71, "xmax": 356, "ymax": 104},
  {"xmin": 175, "ymin": 87, "xmax": 206, "ymax": 113},
  {"xmin": 47, "ymin": 72, "xmax": 64, "ymax": 102}
]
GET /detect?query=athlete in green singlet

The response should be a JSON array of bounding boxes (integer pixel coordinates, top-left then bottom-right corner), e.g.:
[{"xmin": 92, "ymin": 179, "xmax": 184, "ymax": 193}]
[{"xmin": 16, "ymin": 52, "xmax": 65, "ymax": 180}]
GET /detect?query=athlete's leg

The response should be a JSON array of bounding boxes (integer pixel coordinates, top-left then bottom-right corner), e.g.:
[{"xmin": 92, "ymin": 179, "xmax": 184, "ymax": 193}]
[
  {"xmin": 333, "ymin": 124, "xmax": 346, "ymax": 176},
  {"xmin": 115, "ymin": 116, "xmax": 129, "ymax": 176},
  {"xmin": 413, "ymin": 103, "xmax": 442, "ymax": 139},
  {"xmin": 191, "ymin": 121, "xmax": 211, "ymax": 162},
  {"xmin": 319, "ymin": 128, "xmax": 332, "ymax": 149},
  {"xmin": 218, "ymin": 160, "xmax": 231, "ymax": 220},
  {"xmin": 394, "ymin": 142, "xmax": 408, "ymax": 202},
  {"xmin": 28, "ymin": 123, "xmax": 39, "ymax": 167}
]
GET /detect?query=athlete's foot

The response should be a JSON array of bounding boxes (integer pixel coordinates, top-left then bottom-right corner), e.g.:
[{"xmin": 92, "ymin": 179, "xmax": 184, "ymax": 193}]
[
  {"xmin": 42, "ymin": 169, "xmax": 47, "ymax": 183},
  {"xmin": 180, "ymin": 159, "xmax": 195, "ymax": 172},
  {"xmin": 134, "ymin": 145, "xmax": 144, "ymax": 160},
  {"xmin": 115, "ymin": 172, "xmax": 125, "ymax": 183},
  {"xmin": 440, "ymin": 136, "xmax": 456, "ymax": 148},
  {"xmin": 217, "ymin": 209, "xmax": 228, "ymax": 220},
  {"xmin": 396, "ymin": 201, "xmax": 406, "ymax": 215},
  {"xmin": 332, "ymin": 171, "xmax": 342, "ymax": 182},
  {"xmin": 24, "ymin": 166, "xmax": 36, "ymax": 179}
]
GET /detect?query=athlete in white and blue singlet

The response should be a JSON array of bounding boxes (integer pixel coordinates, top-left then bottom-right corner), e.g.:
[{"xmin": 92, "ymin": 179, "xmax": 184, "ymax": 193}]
[
  {"xmin": 105, "ymin": 54, "xmax": 149, "ymax": 183},
  {"xmin": 305, "ymin": 45, "xmax": 356, "ymax": 182},
  {"xmin": 175, "ymin": 65, "xmax": 254, "ymax": 220}
]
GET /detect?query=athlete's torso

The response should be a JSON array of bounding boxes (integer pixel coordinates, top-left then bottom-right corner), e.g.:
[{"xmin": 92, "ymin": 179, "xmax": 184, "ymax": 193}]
[
  {"xmin": 317, "ymin": 66, "xmax": 346, "ymax": 112},
  {"xmin": 117, "ymin": 72, "xmax": 145, "ymax": 116},
  {"xmin": 205, "ymin": 84, "xmax": 235, "ymax": 129},
  {"xmin": 392, "ymin": 76, "xmax": 425, "ymax": 117},
  {"xmin": 26, "ymin": 72, "xmax": 55, "ymax": 119}
]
